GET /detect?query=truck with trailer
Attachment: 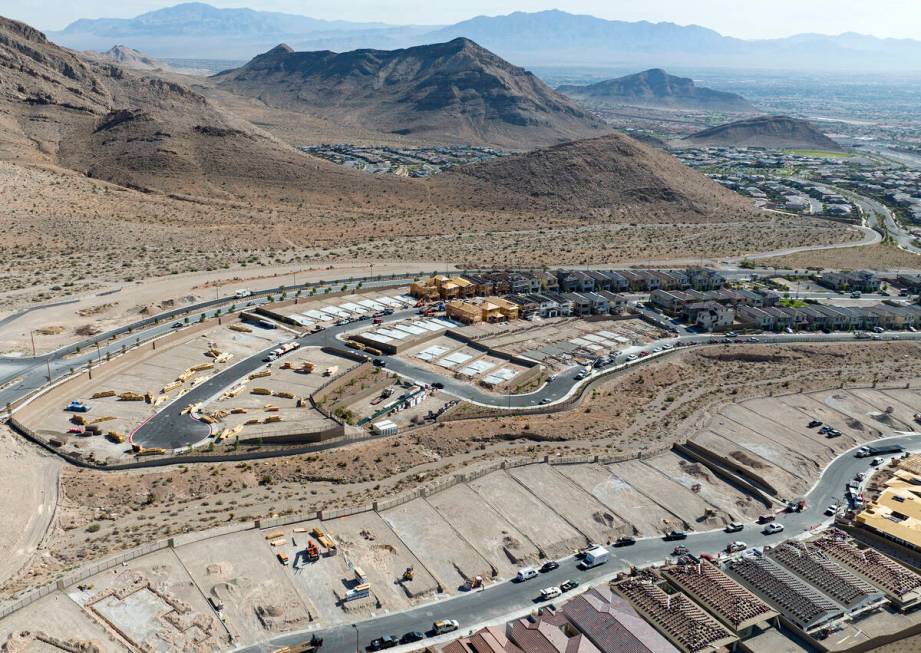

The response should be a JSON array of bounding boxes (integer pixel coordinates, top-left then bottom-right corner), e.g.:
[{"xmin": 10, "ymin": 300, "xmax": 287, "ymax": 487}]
[{"xmin": 856, "ymin": 444, "xmax": 905, "ymax": 458}]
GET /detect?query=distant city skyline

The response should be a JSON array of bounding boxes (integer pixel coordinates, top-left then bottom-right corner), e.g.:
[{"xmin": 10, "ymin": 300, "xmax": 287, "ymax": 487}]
[{"xmin": 6, "ymin": 0, "xmax": 921, "ymax": 41}]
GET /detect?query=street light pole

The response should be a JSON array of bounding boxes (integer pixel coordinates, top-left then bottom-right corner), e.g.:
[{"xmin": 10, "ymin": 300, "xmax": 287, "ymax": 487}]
[{"xmin": 352, "ymin": 623, "xmax": 359, "ymax": 653}]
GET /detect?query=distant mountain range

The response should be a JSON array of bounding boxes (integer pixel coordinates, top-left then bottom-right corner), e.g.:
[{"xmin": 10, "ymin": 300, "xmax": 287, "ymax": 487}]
[
  {"xmin": 558, "ymin": 69, "xmax": 756, "ymax": 113},
  {"xmin": 47, "ymin": 3, "xmax": 921, "ymax": 72},
  {"xmin": 683, "ymin": 116, "xmax": 843, "ymax": 151},
  {"xmin": 214, "ymin": 39, "xmax": 607, "ymax": 149}
]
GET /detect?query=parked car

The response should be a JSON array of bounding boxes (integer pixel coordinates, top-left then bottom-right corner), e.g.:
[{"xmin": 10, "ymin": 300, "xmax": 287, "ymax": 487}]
[
  {"xmin": 516, "ymin": 567, "xmax": 538, "ymax": 582},
  {"xmin": 540, "ymin": 586, "xmax": 562, "ymax": 601},
  {"xmin": 431, "ymin": 382, "xmax": 444, "ymax": 390},
  {"xmin": 724, "ymin": 522, "xmax": 744, "ymax": 533},
  {"xmin": 367, "ymin": 635, "xmax": 398, "ymax": 651},
  {"xmin": 871, "ymin": 457, "xmax": 885, "ymax": 466},
  {"xmin": 757, "ymin": 514, "xmax": 776, "ymax": 524},
  {"xmin": 372, "ymin": 358, "xmax": 386, "ymax": 367},
  {"xmin": 539, "ymin": 561, "xmax": 559, "ymax": 573},
  {"xmin": 171, "ymin": 321, "xmax": 183, "ymax": 329},
  {"xmin": 400, "ymin": 632, "xmax": 425, "ymax": 644},
  {"xmin": 559, "ymin": 579, "xmax": 579, "ymax": 592},
  {"xmin": 664, "ymin": 530, "xmax": 688, "ymax": 541},
  {"xmin": 763, "ymin": 523, "xmax": 785, "ymax": 535},
  {"xmin": 726, "ymin": 541, "xmax": 747, "ymax": 553},
  {"xmin": 807, "ymin": 420, "xmax": 822, "ymax": 428},
  {"xmin": 614, "ymin": 536, "xmax": 637, "ymax": 547},
  {"xmin": 825, "ymin": 504, "xmax": 839, "ymax": 516},
  {"xmin": 432, "ymin": 620, "xmax": 459, "ymax": 635},
  {"xmin": 540, "ymin": 398, "xmax": 552, "ymax": 405}
]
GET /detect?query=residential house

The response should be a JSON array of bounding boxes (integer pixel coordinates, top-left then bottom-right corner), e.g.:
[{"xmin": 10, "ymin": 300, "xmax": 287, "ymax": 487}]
[
  {"xmin": 687, "ymin": 301, "xmax": 734, "ymax": 331},
  {"xmin": 598, "ymin": 291, "xmax": 628, "ymax": 315},
  {"xmin": 565, "ymin": 293, "xmax": 593, "ymax": 317}
]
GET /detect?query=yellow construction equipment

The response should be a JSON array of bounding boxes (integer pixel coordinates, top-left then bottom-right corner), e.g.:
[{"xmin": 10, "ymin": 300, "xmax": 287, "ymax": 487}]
[
  {"xmin": 106, "ymin": 431, "xmax": 126, "ymax": 444},
  {"xmin": 251, "ymin": 387, "xmax": 272, "ymax": 396},
  {"xmin": 249, "ymin": 370, "xmax": 272, "ymax": 380},
  {"xmin": 90, "ymin": 390, "xmax": 116, "ymax": 399},
  {"xmin": 136, "ymin": 447, "xmax": 166, "ymax": 457},
  {"xmin": 117, "ymin": 392, "xmax": 144, "ymax": 402}
]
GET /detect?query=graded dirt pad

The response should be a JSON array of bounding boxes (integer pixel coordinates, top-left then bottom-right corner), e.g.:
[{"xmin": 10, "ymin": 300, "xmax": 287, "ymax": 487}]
[
  {"xmin": 707, "ymin": 411, "xmax": 819, "ymax": 484},
  {"xmin": 688, "ymin": 430, "xmax": 806, "ymax": 499},
  {"xmin": 720, "ymin": 403, "xmax": 839, "ymax": 468},
  {"xmin": 555, "ymin": 463, "xmax": 681, "ymax": 536},
  {"xmin": 507, "ymin": 464, "xmax": 627, "ymax": 544},
  {"xmin": 775, "ymin": 393, "xmax": 882, "ymax": 443},
  {"xmin": 607, "ymin": 460, "xmax": 728, "ymax": 531},
  {"xmin": 269, "ymin": 519, "xmax": 362, "ymax": 627},
  {"xmin": 467, "ymin": 470, "xmax": 585, "ymax": 558},
  {"xmin": 642, "ymin": 452, "xmax": 766, "ymax": 521},
  {"xmin": 381, "ymin": 497, "xmax": 492, "ymax": 590},
  {"xmin": 0, "ymin": 426, "xmax": 59, "ymax": 587},
  {"xmin": 848, "ymin": 389, "xmax": 921, "ymax": 431},
  {"xmin": 743, "ymin": 395, "xmax": 865, "ymax": 454},
  {"xmin": 879, "ymin": 389, "xmax": 921, "ymax": 423},
  {"xmin": 330, "ymin": 511, "xmax": 438, "ymax": 608},
  {"xmin": 815, "ymin": 389, "xmax": 911, "ymax": 434},
  {"xmin": 427, "ymin": 483, "xmax": 541, "ymax": 578},
  {"xmin": 0, "ymin": 591, "xmax": 129, "ymax": 652},
  {"xmin": 65, "ymin": 548, "xmax": 224, "ymax": 652},
  {"xmin": 175, "ymin": 530, "xmax": 311, "ymax": 646}
]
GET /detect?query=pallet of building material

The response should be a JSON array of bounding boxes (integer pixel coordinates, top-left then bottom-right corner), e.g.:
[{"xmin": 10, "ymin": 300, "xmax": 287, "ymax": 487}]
[
  {"xmin": 106, "ymin": 431, "xmax": 126, "ymax": 443},
  {"xmin": 296, "ymin": 398, "xmax": 308, "ymax": 408},
  {"xmin": 263, "ymin": 403, "xmax": 277, "ymax": 410},
  {"xmin": 216, "ymin": 424, "xmax": 243, "ymax": 442},
  {"xmin": 273, "ymin": 391, "xmax": 295, "ymax": 399},
  {"xmin": 264, "ymin": 530, "xmax": 285, "ymax": 540},
  {"xmin": 244, "ymin": 419, "xmax": 260, "ymax": 426},
  {"xmin": 153, "ymin": 395, "xmax": 169, "ymax": 408},
  {"xmin": 117, "ymin": 392, "xmax": 144, "ymax": 402},
  {"xmin": 145, "ymin": 392, "xmax": 153, "ymax": 404},
  {"xmin": 190, "ymin": 376, "xmax": 210, "ymax": 388},
  {"xmin": 205, "ymin": 348, "xmax": 223, "ymax": 358},
  {"xmin": 180, "ymin": 403, "xmax": 200, "ymax": 415},
  {"xmin": 71, "ymin": 414, "xmax": 88, "ymax": 425},
  {"xmin": 176, "ymin": 370, "xmax": 195, "ymax": 383},
  {"xmin": 228, "ymin": 323, "xmax": 252, "ymax": 333},
  {"xmin": 90, "ymin": 416, "xmax": 115, "ymax": 424},
  {"xmin": 293, "ymin": 527, "xmax": 309, "ymax": 533},
  {"xmin": 251, "ymin": 387, "xmax": 272, "ymax": 396},
  {"xmin": 263, "ymin": 416, "xmax": 283, "ymax": 424},
  {"xmin": 249, "ymin": 370, "xmax": 271, "ymax": 380},
  {"xmin": 268, "ymin": 538, "xmax": 287, "ymax": 547},
  {"xmin": 90, "ymin": 390, "xmax": 116, "ymax": 399},
  {"xmin": 84, "ymin": 424, "xmax": 101, "ymax": 435},
  {"xmin": 214, "ymin": 352, "xmax": 233, "ymax": 364},
  {"xmin": 281, "ymin": 361, "xmax": 294, "ymax": 370},
  {"xmin": 189, "ymin": 363, "xmax": 214, "ymax": 372},
  {"xmin": 209, "ymin": 409, "xmax": 229, "ymax": 420},
  {"xmin": 176, "ymin": 388, "xmax": 190, "ymax": 398},
  {"xmin": 230, "ymin": 407, "xmax": 247, "ymax": 414},
  {"xmin": 162, "ymin": 380, "xmax": 183, "ymax": 394},
  {"xmin": 264, "ymin": 406, "xmax": 280, "ymax": 413},
  {"xmin": 296, "ymin": 362, "xmax": 316, "ymax": 374},
  {"xmin": 200, "ymin": 415, "xmax": 217, "ymax": 425}
]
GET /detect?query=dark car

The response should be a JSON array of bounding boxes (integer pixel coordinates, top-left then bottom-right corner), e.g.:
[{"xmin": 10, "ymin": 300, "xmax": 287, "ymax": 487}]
[
  {"xmin": 540, "ymin": 561, "xmax": 559, "ymax": 573},
  {"xmin": 807, "ymin": 420, "xmax": 822, "ymax": 428},
  {"xmin": 559, "ymin": 579, "xmax": 579, "ymax": 592},
  {"xmin": 171, "ymin": 322, "xmax": 183, "ymax": 329},
  {"xmin": 367, "ymin": 636, "xmax": 398, "ymax": 651},
  {"xmin": 400, "ymin": 632, "xmax": 425, "ymax": 644},
  {"xmin": 664, "ymin": 530, "xmax": 688, "ymax": 541},
  {"xmin": 614, "ymin": 536, "xmax": 637, "ymax": 547},
  {"xmin": 431, "ymin": 381, "xmax": 445, "ymax": 389},
  {"xmin": 372, "ymin": 358, "xmax": 387, "ymax": 368}
]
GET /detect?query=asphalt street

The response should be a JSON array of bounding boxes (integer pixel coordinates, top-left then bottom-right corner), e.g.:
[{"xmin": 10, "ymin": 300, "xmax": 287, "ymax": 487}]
[{"xmin": 232, "ymin": 432, "xmax": 921, "ymax": 653}]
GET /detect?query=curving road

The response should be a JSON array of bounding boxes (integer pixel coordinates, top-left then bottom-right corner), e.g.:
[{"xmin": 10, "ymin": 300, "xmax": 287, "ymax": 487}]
[{"xmin": 233, "ymin": 432, "xmax": 921, "ymax": 653}]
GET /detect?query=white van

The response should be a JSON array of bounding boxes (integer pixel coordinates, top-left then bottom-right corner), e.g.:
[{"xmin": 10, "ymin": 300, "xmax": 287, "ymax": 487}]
[
  {"xmin": 235, "ymin": 289, "xmax": 252, "ymax": 299},
  {"xmin": 540, "ymin": 586, "xmax": 562, "ymax": 601},
  {"xmin": 516, "ymin": 567, "xmax": 538, "ymax": 582},
  {"xmin": 579, "ymin": 546, "xmax": 609, "ymax": 569}
]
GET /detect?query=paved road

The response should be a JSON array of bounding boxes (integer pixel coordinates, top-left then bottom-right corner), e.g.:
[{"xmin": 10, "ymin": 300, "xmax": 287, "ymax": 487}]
[{"xmin": 233, "ymin": 432, "xmax": 921, "ymax": 653}]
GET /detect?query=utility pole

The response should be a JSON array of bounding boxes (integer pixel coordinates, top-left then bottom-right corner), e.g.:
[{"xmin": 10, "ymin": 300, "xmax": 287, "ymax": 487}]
[
  {"xmin": 46, "ymin": 358, "xmax": 52, "ymax": 383},
  {"xmin": 30, "ymin": 330, "xmax": 36, "ymax": 357}
]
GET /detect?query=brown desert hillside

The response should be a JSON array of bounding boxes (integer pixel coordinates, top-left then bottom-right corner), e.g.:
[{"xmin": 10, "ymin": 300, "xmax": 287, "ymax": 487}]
[
  {"xmin": 433, "ymin": 132, "xmax": 755, "ymax": 220},
  {"xmin": 213, "ymin": 38, "xmax": 609, "ymax": 149},
  {"xmin": 683, "ymin": 115, "xmax": 843, "ymax": 151}
]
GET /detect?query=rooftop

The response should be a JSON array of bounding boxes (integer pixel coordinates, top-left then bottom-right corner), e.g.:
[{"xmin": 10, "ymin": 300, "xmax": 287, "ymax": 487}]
[{"xmin": 660, "ymin": 559, "xmax": 778, "ymax": 632}]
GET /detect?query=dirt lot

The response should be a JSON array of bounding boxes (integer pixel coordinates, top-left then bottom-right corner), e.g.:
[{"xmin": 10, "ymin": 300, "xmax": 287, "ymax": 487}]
[
  {"xmin": 6, "ymin": 341, "xmax": 921, "ymax": 597},
  {"xmin": 758, "ymin": 243, "xmax": 921, "ymax": 273},
  {"xmin": 0, "ymin": 592, "xmax": 129, "ymax": 652},
  {"xmin": 175, "ymin": 529, "xmax": 311, "ymax": 646}
]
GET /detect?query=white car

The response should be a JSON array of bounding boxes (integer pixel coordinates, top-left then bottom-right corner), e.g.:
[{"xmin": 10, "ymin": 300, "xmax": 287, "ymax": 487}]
[
  {"xmin": 662, "ymin": 343, "xmax": 673, "ymax": 350},
  {"xmin": 627, "ymin": 354, "xmax": 638, "ymax": 361},
  {"xmin": 516, "ymin": 567, "xmax": 538, "ymax": 582},
  {"xmin": 763, "ymin": 523, "xmax": 785, "ymax": 535},
  {"xmin": 825, "ymin": 504, "xmax": 839, "ymax": 516},
  {"xmin": 871, "ymin": 457, "xmax": 885, "ymax": 466},
  {"xmin": 540, "ymin": 586, "xmax": 562, "ymax": 601}
]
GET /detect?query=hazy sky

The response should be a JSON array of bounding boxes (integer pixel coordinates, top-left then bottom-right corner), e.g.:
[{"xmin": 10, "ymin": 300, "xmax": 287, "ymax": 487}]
[{"xmin": 9, "ymin": 0, "xmax": 921, "ymax": 39}]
